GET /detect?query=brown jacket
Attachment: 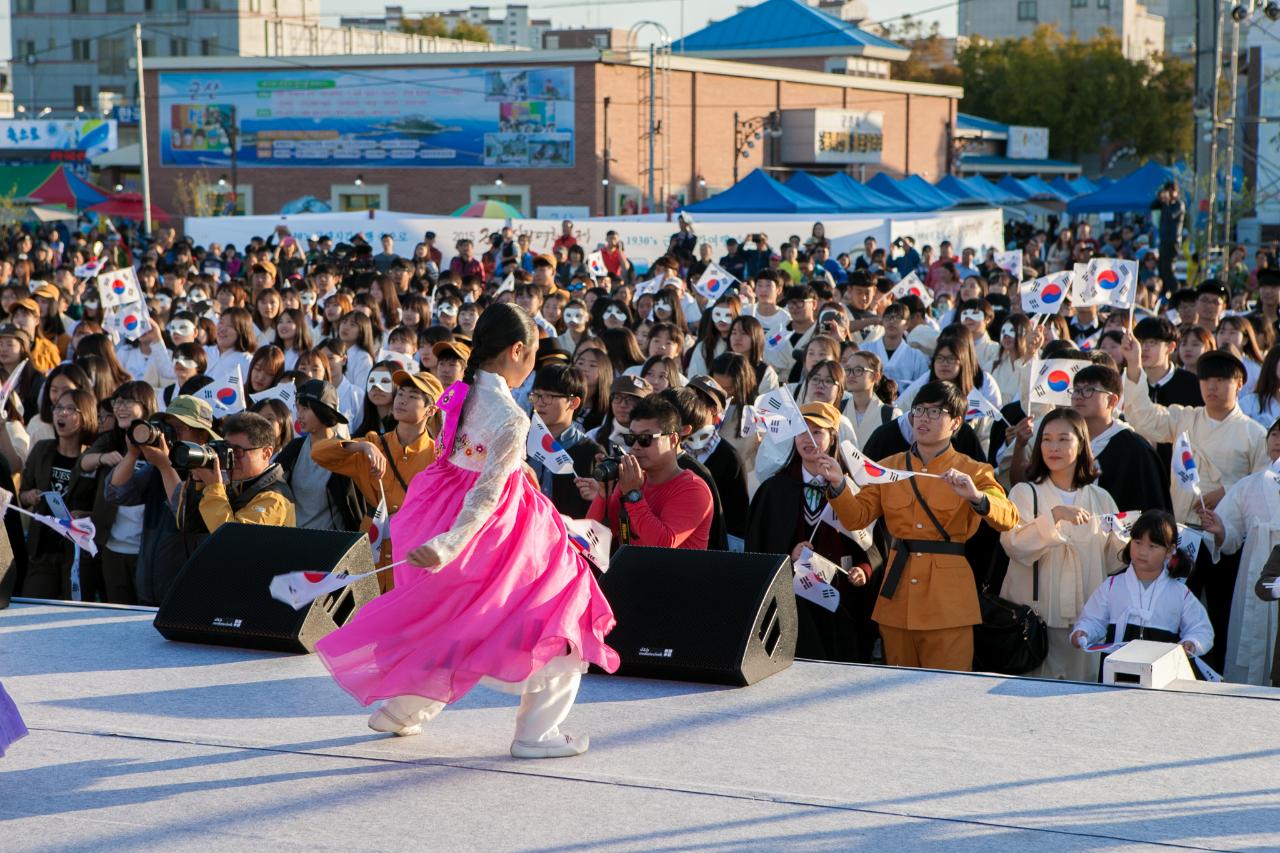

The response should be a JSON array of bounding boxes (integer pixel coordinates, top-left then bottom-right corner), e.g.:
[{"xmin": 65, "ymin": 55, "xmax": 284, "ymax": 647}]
[
  {"xmin": 829, "ymin": 445, "xmax": 1019, "ymax": 631},
  {"xmin": 311, "ymin": 429, "xmax": 437, "ymax": 591}
]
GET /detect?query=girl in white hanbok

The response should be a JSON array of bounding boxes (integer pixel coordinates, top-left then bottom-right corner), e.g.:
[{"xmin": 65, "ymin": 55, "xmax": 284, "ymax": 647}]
[{"xmin": 1072, "ymin": 510, "xmax": 1214, "ymax": 667}]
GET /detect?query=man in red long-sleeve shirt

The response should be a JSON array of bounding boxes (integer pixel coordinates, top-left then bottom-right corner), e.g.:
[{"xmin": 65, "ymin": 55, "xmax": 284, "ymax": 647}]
[{"xmin": 577, "ymin": 397, "xmax": 712, "ymax": 550}]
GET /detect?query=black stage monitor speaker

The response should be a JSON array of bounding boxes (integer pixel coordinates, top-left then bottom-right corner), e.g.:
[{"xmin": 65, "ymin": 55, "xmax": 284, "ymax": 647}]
[
  {"xmin": 597, "ymin": 546, "xmax": 797, "ymax": 686},
  {"xmin": 154, "ymin": 523, "xmax": 378, "ymax": 653}
]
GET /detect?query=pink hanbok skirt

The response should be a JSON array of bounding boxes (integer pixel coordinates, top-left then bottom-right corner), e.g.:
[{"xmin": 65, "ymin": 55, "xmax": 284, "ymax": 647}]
[
  {"xmin": 0, "ymin": 680, "xmax": 26, "ymax": 756},
  {"xmin": 315, "ymin": 460, "xmax": 618, "ymax": 706}
]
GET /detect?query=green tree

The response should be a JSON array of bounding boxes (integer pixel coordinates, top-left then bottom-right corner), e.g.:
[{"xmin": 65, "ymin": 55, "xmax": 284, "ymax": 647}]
[
  {"xmin": 956, "ymin": 25, "xmax": 1193, "ymax": 162},
  {"xmin": 450, "ymin": 21, "xmax": 493, "ymax": 43},
  {"xmin": 398, "ymin": 15, "xmax": 449, "ymax": 38},
  {"xmin": 884, "ymin": 16, "xmax": 964, "ymax": 87}
]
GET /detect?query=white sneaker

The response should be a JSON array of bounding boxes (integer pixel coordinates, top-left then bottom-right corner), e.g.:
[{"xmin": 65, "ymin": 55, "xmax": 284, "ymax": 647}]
[
  {"xmin": 367, "ymin": 706, "xmax": 423, "ymax": 737},
  {"xmin": 510, "ymin": 731, "xmax": 590, "ymax": 759}
]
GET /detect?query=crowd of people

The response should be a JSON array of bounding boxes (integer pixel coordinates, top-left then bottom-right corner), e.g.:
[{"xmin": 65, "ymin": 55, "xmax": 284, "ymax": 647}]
[{"xmin": 0, "ymin": 207, "xmax": 1278, "ymax": 689}]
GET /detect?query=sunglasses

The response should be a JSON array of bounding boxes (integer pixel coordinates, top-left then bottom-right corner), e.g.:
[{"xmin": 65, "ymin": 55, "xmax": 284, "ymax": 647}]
[{"xmin": 620, "ymin": 431, "xmax": 671, "ymax": 448}]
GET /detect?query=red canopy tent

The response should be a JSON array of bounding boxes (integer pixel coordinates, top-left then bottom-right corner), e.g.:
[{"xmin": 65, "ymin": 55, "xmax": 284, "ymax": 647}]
[
  {"xmin": 23, "ymin": 165, "xmax": 111, "ymax": 209},
  {"xmin": 86, "ymin": 192, "xmax": 171, "ymax": 222}
]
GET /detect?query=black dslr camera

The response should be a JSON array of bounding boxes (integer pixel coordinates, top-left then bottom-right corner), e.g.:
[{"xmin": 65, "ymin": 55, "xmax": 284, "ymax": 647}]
[
  {"xmin": 126, "ymin": 418, "xmax": 175, "ymax": 448},
  {"xmin": 592, "ymin": 447, "xmax": 623, "ymax": 482},
  {"xmin": 171, "ymin": 440, "xmax": 235, "ymax": 472}
]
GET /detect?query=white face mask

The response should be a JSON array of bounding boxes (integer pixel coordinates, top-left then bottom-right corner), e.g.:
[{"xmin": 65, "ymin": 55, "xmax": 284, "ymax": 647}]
[
  {"xmin": 683, "ymin": 424, "xmax": 717, "ymax": 451},
  {"xmin": 463, "ymin": 293, "xmax": 475, "ymax": 304},
  {"xmin": 604, "ymin": 308, "xmax": 628, "ymax": 323},
  {"xmin": 188, "ymin": 289, "xmax": 208, "ymax": 303},
  {"xmin": 367, "ymin": 370, "xmax": 395, "ymax": 393},
  {"xmin": 438, "ymin": 305, "xmax": 458, "ymax": 320},
  {"xmin": 174, "ymin": 357, "xmax": 198, "ymax": 370},
  {"xmin": 712, "ymin": 307, "xmax": 733, "ymax": 325},
  {"xmin": 961, "ymin": 310, "xmax": 985, "ymax": 325},
  {"xmin": 154, "ymin": 294, "xmax": 172, "ymax": 310},
  {"xmin": 654, "ymin": 302, "xmax": 674, "ymax": 317},
  {"xmin": 1000, "ymin": 322, "xmax": 1015, "ymax": 340},
  {"xmin": 300, "ymin": 291, "xmax": 317, "ymax": 307},
  {"xmin": 168, "ymin": 319, "xmax": 196, "ymax": 338},
  {"xmin": 564, "ymin": 308, "xmax": 587, "ymax": 325}
]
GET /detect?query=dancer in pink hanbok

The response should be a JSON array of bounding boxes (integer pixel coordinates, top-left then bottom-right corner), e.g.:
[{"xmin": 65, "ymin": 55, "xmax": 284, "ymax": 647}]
[
  {"xmin": 316, "ymin": 304, "xmax": 618, "ymax": 758},
  {"xmin": 0, "ymin": 680, "xmax": 26, "ymax": 757}
]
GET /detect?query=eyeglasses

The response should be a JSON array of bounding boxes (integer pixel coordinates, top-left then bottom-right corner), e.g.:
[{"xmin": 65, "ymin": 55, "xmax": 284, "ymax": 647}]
[
  {"xmin": 846, "ymin": 366, "xmax": 874, "ymax": 377},
  {"xmin": 1069, "ymin": 385, "xmax": 1105, "ymax": 399},
  {"xmin": 529, "ymin": 391, "xmax": 572, "ymax": 404},
  {"xmin": 620, "ymin": 432, "xmax": 670, "ymax": 448},
  {"xmin": 910, "ymin": 405, "xmax": 948, "ymax": 422},
  {"xmin": 807, "ymin": 377, "xmax": 837, "ymax": 389},
  {"xmin": 111, "ymin": 398, "xmax": 142, "ymax": 410},
  {"xmin": 52, "ymin": 405, "xmax": 80, "ymax": 416},
  {"xmin": 229, "ymin": 445, "xmax": 266, "ymax": 457}
]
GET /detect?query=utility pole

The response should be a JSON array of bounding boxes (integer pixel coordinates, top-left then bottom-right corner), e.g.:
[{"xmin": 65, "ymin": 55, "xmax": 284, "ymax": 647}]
[
  {"xmin": 648, "ymin": 43, "xmax": 656, "ymax": 215},
  {"xmin": 1205, "ymin": 1, "xmax": 1227, "ymax": 263},
  {"xmin": 135, "ymin": 23, "xmax": 153, "ymax": 238},
  {"xmin": 1222, "ymin": 14, "xmax": 1243, "ymax": 249},
  {"xmin": 602, "ymin": 96, "xmax": 611, "ymax": 216}
]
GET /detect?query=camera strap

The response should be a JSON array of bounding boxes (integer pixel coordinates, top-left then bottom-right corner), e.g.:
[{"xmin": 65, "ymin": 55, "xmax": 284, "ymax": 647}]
[{"xmin": 377, "ymin": 432, "xmax": 410, "ymax": 494}]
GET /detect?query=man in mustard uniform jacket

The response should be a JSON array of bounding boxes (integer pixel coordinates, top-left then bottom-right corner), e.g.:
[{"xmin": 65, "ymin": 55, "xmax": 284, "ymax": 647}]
[{"xmin": 812, "ymin": 381, "xmax": 1019, "ymax": 671}]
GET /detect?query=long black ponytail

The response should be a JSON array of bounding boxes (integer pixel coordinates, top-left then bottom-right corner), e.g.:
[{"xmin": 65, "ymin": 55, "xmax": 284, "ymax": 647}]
[{"xmin": 462, "ymin": 302, "xmax": 538, "ymax": 385}]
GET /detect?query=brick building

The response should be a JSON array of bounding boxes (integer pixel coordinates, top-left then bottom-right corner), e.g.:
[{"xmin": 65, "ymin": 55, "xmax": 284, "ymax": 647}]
[{"xmin": 142, "ymin": 48, "xmax": 960, "ymax": 220}]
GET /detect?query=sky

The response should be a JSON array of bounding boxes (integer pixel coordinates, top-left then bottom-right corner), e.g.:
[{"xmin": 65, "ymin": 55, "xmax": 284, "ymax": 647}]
[
  {"xmin": 0, "ymin": 1, "xmax": 954, "ymax": 68},
  {"xmin": 317, "ymin": 0, "xmax": 958, "ymax": 43}
]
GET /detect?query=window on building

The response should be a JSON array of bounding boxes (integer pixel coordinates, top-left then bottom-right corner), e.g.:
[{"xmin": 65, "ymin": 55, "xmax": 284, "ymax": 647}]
[
  {"xmin": 106, "ymin": 0, "xmax": 125, "ymax": 11},
  {"xmin": 170, "ymin": 38, "xmax": 189, "ymax": 56},
  {"xmin": 1097, "ymin": 0, "xmax": 1109, "ymax": 7},
  {"xmin": 1071, "ymin": 0, "xmax": 1086, "ymax": 5},
  {"xmin": 1017, "ymin": 0, "xmax": 1037, "ymax": 20},
  {"xmin": 98, "ymin": 39, "xmax": 127, "ymax": 75},
  {"xmin": 141, "ymin": 39, "xmax": 154, "ymax": 57},
  {"xmin": 72, "ymin": 39, "xmax": 92, "ymax": 61},
  {"xmin": 203, "ymin": 0, "xmax": 221, "ymax": 9},
  {"xmin": 70, "ymin": 0, "xmax": 89, "ymax": 12},
  {"xmin": 73, "ymin": 85, "xmax": 92, "ymax": 111},
  {"xmin": 200, "ymin": 37, "xmax": 219, "ymax": 56},
  {"xmin": 14, "ymin": 0, "xmax": 36, "ymax": 12},
  {"xmin": 332, "ymin": 186, "xmax": 387, "ymax": 212},
  {"xmin": 545, "ymin": 35, "xmax": 559, "ymax": 48}
]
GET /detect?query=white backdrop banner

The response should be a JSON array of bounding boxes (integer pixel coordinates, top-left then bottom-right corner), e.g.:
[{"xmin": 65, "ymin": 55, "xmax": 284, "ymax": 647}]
[{"xmin": 184, "ymin": 208, "xmax": 1003, "ymax": 274}]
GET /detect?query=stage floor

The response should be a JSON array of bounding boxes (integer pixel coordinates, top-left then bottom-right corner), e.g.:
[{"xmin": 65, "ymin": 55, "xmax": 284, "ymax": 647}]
[{"xmin": 1, "ymin": 601, "xmax": 1277, "ymax": 852}]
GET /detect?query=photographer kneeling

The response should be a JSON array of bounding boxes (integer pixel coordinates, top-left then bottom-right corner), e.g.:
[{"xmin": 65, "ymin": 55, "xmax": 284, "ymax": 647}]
[
  {"xmin": 104, "ymin": 395, "xmax": 222, "ymax": 605},
  {"xmin": 188, "ymin": 412, "xmax": 296, "ymax": 533},
  {"xmin": 575, "ymin": 397, "xmax": 713, "ymax": 550}
]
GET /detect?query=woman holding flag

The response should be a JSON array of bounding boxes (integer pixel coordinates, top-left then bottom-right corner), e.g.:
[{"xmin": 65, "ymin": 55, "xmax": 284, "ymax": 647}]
[
  {"xmin": 999, "ymin": 408, "xmax": 1127, "ymax": 681},
  {"xmin": 746, "ymin": 401, "xmax": 873, "ymax": 663},
  {"xmin": 315, "ymin": 304, "xmax": 617, "ymax": 759}
]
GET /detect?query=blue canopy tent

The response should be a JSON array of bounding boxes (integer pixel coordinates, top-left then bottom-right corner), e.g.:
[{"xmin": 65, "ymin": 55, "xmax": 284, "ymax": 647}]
[
  {"xmin": 865, "ymin": 173, "xmax": 947, "ymax": 211},
  {"xmin": 996, "ymin": 176, "xmax": 1035, "ymax": 201},
  {"xmin": 967, "ymin": 176, "xmax": 1024, "ymax": 205},
  {"xmin": 899, "ymin": 174, "xmax": 963, "ymax": 209},
  {"xmin": 1069, "ymin": 176, "xmax": 1100, "ymax": 194},
  {"xmin": 1094, "ymin": 176, "xmax": 1115, "ymax": 190},
  {"xmin": 931, "ymin": 174, "xmax": 1008, "ymax": 204},
  {"xmin": 682, "ymin": 168, "xmax": 835, "ymax": 214},
  {"xmin": 1066, "ymin": 162, "xmax": 1174, "ymax": 214},
  {"xmin": 819, "ymin": 172, "xmax": 902, "ymax": 212},
  {"xmin": 786, "ymin": 171, "xmax": 856, "ymax": 211},
  {"xmin": 1020, "ymin": 175, "xmax": 1072, "ymax": 202},
  {"xmin": 1049, "ymin": 176, "xmax": 1082, "ymax": 199}
]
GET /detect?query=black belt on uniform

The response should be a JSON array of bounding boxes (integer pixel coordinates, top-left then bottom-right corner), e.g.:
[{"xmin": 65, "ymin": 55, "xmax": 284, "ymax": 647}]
[{"xmin": 880, "ymin": 538, "xmax": 968, "ymax": 599}]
